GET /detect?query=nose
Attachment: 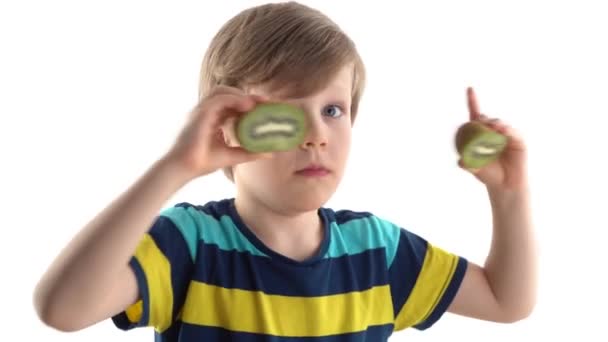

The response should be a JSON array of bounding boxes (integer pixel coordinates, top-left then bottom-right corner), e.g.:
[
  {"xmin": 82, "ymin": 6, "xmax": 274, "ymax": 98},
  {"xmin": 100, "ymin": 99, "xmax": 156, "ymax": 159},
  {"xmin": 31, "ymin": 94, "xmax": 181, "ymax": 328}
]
[{"xmin": 300, "ymin": 115, "xmax": 328, "ymax": 149}]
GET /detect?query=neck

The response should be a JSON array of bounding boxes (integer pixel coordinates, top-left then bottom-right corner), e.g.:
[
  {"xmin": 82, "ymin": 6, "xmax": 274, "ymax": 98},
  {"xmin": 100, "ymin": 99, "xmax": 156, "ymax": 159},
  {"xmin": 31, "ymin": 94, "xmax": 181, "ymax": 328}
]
[{"xmin": 234, "ymin": 193, "xmax": 324, "ymax": 262}]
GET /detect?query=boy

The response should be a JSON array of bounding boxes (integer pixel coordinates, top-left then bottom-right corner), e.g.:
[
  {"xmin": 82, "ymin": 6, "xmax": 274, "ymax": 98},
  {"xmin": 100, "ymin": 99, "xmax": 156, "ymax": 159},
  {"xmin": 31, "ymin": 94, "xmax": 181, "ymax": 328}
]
[{"xmin": 33, "ymin": 2, "xmax": 537, "ymax": 341}]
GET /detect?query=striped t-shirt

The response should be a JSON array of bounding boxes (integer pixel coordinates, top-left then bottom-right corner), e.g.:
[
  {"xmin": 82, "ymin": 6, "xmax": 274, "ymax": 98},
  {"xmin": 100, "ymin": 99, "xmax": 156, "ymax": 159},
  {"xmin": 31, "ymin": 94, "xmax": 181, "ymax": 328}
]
[{"xmin": 112, "ymin": 198, "xmax": 467, "ymax": 341}]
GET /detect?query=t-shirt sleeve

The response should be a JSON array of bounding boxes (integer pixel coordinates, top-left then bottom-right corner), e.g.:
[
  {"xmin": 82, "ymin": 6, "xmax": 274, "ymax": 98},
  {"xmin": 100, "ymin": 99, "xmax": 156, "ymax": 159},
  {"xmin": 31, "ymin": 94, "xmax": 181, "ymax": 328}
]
[
  {"xmin": 112, "ymin": 205, "xmax": 198, "ymax": 333},
  {"xmin": 388, "ymin": 227, "xmax": 468, "ymax": 331}
]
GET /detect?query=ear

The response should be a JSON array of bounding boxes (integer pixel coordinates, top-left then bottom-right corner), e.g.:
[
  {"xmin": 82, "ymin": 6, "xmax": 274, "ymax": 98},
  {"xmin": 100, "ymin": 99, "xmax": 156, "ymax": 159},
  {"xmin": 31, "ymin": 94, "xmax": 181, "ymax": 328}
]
[{"xmin": 220, "ymin": 117, "xmax": 241, "ymax": 147}]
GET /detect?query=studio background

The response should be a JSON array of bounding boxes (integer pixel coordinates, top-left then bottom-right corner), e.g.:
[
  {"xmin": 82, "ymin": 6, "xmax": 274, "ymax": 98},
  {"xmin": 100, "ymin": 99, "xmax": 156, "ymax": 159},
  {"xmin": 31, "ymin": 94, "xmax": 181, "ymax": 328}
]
[{"xmin": 1, "ymin": 0, "xmax": 606, "ymax": 340}]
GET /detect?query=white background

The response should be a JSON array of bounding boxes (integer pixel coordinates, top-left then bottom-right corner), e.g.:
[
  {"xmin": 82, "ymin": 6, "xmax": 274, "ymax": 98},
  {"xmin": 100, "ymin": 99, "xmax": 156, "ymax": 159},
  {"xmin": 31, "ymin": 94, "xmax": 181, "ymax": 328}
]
[{"xmin": 2, "ymin": 0, "xmax": 607, "ymax": 340}]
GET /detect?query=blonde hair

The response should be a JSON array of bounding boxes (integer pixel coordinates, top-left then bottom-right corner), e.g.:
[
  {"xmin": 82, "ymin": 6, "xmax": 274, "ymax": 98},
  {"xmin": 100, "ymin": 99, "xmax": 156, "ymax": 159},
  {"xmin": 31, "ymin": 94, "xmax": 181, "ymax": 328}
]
[{"xmin": 199, "ymin": 1, "xmax": 366, "ymax": 181}]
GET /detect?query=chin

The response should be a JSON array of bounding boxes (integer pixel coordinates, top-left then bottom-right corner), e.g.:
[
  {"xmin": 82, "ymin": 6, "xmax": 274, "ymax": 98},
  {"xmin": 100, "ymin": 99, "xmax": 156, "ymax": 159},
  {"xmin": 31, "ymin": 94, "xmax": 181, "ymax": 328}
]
[
  {"xmin": 272, "ymin": 189, "xmax": 334, "ymax": 214},
  {"xmin": 293, "ymin": 188, "xmax": 336, "ymax": 211}
]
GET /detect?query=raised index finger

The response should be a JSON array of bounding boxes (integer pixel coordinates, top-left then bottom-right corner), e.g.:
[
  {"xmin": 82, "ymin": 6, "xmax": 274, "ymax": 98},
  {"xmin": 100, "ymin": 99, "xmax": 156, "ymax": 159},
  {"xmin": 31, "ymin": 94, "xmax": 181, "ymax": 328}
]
[{"xmin": 467, "ymin": 86, "xmax": 482, "ymax": 121}]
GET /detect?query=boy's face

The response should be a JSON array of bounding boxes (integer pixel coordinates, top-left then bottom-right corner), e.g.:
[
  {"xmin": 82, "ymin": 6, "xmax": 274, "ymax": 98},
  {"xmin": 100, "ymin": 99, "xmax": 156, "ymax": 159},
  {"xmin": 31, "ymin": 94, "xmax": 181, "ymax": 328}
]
[{"xmin": 232, "ymin": 64, "xmax": 354, "ymax": 214}]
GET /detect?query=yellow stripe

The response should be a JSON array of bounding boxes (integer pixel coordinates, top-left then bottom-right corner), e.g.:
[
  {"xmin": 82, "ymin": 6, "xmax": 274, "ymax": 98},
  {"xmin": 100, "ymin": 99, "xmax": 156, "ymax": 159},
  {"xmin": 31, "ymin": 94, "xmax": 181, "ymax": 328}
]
[
  {"xmin": 182, "ymin": 282, "xmax": 394, "ymax": 336},
  {"xmin": 125, "ymin": 299, "xmax": 143, "ymax": 323},
  {"xmin": 124, "ymin": 233, "xmax": 174, "ymax": 332},
  {"xmin": 394, "ymin": 244, "xmax": 458, "ymax": 330}
]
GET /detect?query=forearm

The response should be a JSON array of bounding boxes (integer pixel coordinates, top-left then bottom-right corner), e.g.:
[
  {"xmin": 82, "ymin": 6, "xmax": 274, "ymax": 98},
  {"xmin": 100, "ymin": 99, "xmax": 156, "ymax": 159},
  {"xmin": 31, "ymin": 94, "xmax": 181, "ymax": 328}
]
[
  {"xmin": 484, "ymin": 184, "xmax": 538, "ymax": 319},
  {"xmin": 34, "ymin": 156, "xmax": 192, "ymax": 319}
]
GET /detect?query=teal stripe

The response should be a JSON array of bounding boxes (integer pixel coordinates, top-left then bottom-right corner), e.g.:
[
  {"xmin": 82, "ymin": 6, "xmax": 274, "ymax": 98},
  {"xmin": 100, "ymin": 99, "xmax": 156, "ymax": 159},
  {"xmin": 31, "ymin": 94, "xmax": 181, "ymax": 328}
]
[
  {"xmin": 327, "ymin": 215, "xmax": 401, "ymax": 267},
  {"xmin": 160, "ymin": 206, "xmax": 267, "ymax": 262}
]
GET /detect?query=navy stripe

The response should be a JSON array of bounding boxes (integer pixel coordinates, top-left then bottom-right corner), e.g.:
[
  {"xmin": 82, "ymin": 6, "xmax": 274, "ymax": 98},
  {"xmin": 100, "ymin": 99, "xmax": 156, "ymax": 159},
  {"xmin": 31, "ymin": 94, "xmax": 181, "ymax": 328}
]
[
  {"xmin": 387, "ymin": 229, "xmax": 427, "ymax": 319},
  {"xmin": 414, "ymin": 256, "xmax": 468, "ymax": 330},
  {"xmin": 178, "ymin": 322, "xmax": 394, "ymax": 341},
  {"xmin": 111, "ymin": 312, "xmax": 132, "ymax": 330},
  {"xmin": 193, "ymin": 241, "xmax": 389, "ymax": 296},
  {"xmin": 331, "ymin": 210, "xmax": 374, "ymax": 225},
  {"xmin": 148, "ymin": 216, "xmax": 195, "ymax": 322},
  {"xmin": 155, "ymin": 321, "xmax": 183, "ymax": 341},
  {"xmin": 112, "ymin": 257, "xmax": 150, "ymax": 330}
]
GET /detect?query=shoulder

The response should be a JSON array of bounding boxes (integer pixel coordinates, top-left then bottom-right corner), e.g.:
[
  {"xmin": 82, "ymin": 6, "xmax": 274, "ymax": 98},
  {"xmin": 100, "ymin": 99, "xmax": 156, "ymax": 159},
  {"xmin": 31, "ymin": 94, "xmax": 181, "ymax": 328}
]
[
  {"xmin": 161, "ymin": 198, "xmax": 232, "ymax": 219},
  {"xmin": 322, "ymin": 207, "xmax": 406, "ymax": 266},
  {"xmin": 149, "ymin": 198, "xmax": 237, "ymax": 258},
  {"xmin": 159, "ymin": 198, "xmax": 267, "ymax": 257},
  {"xmin": 157, "ymin": 198, "xmax": 236, "ymax": 232},
  {"xmin": 323, "ymin": 207, "xmax": 404, "ymax": 238}
]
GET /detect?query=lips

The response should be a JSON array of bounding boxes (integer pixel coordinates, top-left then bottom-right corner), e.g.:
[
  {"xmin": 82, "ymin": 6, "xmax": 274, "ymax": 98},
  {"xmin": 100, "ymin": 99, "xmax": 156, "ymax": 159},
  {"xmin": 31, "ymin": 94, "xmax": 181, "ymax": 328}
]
[{"xmin": 295, "ymin": 164, "xmax": 330, "ymax": 176}]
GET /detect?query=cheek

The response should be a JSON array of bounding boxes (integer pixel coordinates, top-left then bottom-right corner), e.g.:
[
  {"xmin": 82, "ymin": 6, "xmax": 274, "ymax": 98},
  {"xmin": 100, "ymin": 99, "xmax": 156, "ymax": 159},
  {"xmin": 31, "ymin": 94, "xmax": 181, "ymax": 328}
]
[
  {"xmin": 333, "ymin": 125, "xmax": 352, "ymax": 155},
  {"xmin": 238, "ymin": 157, "xmax": 289, "ymax": 186}
]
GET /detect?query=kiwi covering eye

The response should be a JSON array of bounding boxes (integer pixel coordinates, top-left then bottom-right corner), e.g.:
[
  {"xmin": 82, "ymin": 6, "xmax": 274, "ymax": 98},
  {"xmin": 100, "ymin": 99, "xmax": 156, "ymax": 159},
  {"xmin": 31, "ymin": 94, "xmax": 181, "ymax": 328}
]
[
  {"xmin": 455, "ymin": 121, "xmax": 508, "ymax": 169},
  {"xmin": 236, "ymin": 103, "xmax": 308, "ymax": 153}
]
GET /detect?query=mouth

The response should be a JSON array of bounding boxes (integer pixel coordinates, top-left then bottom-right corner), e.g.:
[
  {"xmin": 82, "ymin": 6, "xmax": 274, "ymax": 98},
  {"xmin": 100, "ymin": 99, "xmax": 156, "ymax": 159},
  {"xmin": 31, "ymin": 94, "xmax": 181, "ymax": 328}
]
[{"xmin": 295, "ymin": 164, "xmax": 331, "ymax": 177}]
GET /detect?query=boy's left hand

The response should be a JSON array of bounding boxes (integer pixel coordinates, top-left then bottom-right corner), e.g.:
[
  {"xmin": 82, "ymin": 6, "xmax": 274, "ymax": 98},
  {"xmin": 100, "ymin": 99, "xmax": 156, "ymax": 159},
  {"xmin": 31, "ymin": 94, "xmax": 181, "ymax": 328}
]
[{"xmin": 458, "ymin": 87, "xmax": 528, "ymax": 191}]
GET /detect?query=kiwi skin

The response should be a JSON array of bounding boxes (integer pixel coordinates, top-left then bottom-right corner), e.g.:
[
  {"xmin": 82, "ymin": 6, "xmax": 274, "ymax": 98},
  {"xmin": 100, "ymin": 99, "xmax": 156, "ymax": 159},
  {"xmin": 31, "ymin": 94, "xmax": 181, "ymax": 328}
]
[
  {"xmin": 236, "ymin": 103, "xmax": 308, "ymax": 153},
  {"xmin": 455, "ymin": 121, "xmax": 508, "ymax": 169}
]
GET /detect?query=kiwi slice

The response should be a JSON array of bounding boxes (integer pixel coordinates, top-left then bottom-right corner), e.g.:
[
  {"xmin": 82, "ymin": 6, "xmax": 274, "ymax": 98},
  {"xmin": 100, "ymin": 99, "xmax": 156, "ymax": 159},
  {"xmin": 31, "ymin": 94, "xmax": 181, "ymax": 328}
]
[
  {"xmin": 455, "ymin": 121, "xmax": 507, "ymax": 169},
  {"xmin": 236, "ymin": 103, "xmax": 307, "ymax": 153}
]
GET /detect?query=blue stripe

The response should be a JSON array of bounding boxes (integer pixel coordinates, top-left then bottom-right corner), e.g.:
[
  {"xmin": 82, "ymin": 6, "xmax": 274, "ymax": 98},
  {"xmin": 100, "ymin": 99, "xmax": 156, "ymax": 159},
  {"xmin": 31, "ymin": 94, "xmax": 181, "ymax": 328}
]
[
  {"xmin": 167, "ymin": 201, "xmax": 400, "ymax": 269},
  {"xmin": 193, "ymin": 241, "xmax": 389, "ymax": 296},
  {"xmin": 327, "ymin": 215, "xmax": 401, "ymax": 267},
  {"xmin": 178, "ymin": 322, "xmax": 394, "ymax": 341},
  {"xmin": 387, "ymin": 229, "xmax": 427, "ymax": 319},
  {"xmin": 414, "ymin": 256, "xmax": 468, "ymax": 330},
  {"xmin": 164, "ymin": 203, "xmax": 268, "ymax": 259}
]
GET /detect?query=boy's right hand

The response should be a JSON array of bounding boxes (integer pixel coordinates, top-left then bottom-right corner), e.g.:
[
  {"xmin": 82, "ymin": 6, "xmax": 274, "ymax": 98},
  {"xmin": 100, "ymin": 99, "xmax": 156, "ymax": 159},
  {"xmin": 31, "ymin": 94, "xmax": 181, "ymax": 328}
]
[
  {"xmin": 164, "ymin": 86, "xmax": 272, "ymax": 180},
  {"xmin": 33, "ymin": 86, "xmax": 273, "ymax": 332}
]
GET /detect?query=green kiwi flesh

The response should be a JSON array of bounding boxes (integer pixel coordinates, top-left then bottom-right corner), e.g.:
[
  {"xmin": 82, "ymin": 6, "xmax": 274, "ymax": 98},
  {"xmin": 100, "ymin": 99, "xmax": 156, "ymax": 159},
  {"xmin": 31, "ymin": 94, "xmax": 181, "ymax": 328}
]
[
  {"xmin": 237, "ymin": 103, "xmax": 307, "ymax": 153},
  {"xmin": 455, "ymin": 121, "xmax": 507, "ymax": 169}
]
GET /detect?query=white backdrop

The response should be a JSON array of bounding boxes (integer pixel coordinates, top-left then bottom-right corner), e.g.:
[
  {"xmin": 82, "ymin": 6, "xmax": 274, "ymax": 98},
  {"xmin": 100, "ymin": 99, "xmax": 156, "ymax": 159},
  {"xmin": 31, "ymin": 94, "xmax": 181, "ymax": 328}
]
[{"xmin": 2, "ymin": 0, "xmax": 606, "ymax": 340}]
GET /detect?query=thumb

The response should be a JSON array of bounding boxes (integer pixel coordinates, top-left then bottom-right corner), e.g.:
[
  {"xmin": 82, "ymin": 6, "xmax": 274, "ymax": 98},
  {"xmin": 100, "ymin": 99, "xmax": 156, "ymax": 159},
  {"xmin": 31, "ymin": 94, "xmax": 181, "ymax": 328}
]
[{"xmin": 458, "ymin": 159, "xmax": 480, "ymax": 174}]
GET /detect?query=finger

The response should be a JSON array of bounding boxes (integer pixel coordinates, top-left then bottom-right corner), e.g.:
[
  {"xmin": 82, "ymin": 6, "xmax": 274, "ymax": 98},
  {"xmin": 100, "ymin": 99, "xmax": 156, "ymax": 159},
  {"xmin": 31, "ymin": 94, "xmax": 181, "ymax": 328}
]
[
  {"xmin": 475, "ymin": 119, "xmax": 526, "ymax": 151},
  {"xmin": 250, "ymin": 94, "xmax": 271, "ymax": 103},
  {"xmin": 190, "ymin": 87, "xmax": 251, "ymax": 121},
  {"xmin": 205, "ymin": 85, "xmax": 247, "ymax": 98},
  {"xmin": 188, "ymin": 94, "xmax": 254, "ymax": 134},
  {"xmin": 477, "ymin": 114, "xmax": 498, "ymax": 125},
  {"xmin": 480, "ymin": 117, "xmax": 507, "ymax": 133},
  {"xmin": 208, "ymin": 85, "xmax": 271, "ymax": 105},
  {"xmin": 467, "ymin": 87, "xmax": 482, "ymax": 121},
  {"xmin": 498, "ymin": 124, "xmax": 526, "ymax": 151},
  {"xmin": 211, "ymin": 93, "xmax": 273, "ymax": 148},
  {"xmin": 208, "ymin": 93, "xmax": 258, "ymax": 120}
]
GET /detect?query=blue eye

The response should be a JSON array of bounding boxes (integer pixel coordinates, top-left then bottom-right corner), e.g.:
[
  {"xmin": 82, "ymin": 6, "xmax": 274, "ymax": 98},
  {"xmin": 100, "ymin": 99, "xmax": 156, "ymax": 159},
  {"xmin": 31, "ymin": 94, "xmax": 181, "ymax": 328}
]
[{"xmin": 322, "ymin": 105, "xmax": 343, "ymax": 118}]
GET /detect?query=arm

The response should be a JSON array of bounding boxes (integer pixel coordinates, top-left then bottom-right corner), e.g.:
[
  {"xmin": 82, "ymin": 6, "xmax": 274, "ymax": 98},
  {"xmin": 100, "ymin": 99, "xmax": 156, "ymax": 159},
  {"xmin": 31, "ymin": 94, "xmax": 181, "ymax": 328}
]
[
  {"xmin": 33, "ymin": 157, "xmax": 192, "ymax": 332},
  {"xmin": 448, "ymin": 185, "xmax": 538, "ymax": 323},
  {"xmin": 448, "ymin": 87, "xmax": 538, "ymax": 323},
  {"xmin": 33, "ymin": 88, "xmax": 270, "ymax": 332}
]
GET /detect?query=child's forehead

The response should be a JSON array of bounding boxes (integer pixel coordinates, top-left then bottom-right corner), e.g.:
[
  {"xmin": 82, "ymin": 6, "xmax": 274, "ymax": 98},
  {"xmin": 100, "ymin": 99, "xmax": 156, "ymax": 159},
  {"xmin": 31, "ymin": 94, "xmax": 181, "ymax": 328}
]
[{"xmin": 246, "ymin": 63, "xmax": 354, "ymax": 100}]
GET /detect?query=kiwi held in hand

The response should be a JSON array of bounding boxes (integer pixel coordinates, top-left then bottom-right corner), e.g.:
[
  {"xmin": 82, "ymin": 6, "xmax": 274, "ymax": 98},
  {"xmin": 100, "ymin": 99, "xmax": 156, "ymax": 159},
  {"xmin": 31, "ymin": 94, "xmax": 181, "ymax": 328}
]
[
  {"xmin": 455, "ymin": 121, "xmax": 507, "ymax": 169},
  {"xmin": 237, "ymin": 103, "xmax": 308, "ymax": 153}
]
